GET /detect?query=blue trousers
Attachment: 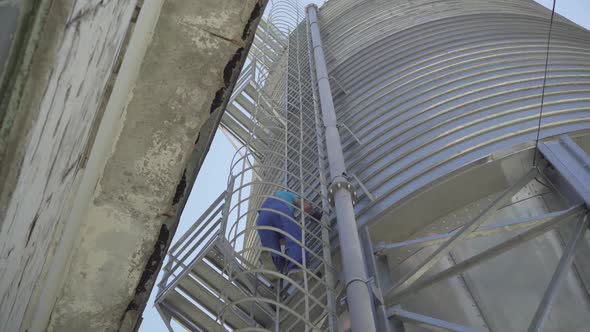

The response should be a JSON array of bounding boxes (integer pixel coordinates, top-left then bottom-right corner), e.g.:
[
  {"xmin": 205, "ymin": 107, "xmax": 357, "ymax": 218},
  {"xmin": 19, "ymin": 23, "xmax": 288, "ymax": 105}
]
[{"xmin": 256, "ymin": 198, "xmax": 309, "ymax": 273}]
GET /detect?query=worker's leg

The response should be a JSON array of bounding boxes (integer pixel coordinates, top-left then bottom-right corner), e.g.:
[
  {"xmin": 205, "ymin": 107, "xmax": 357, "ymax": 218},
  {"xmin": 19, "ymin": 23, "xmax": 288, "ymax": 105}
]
[
  {"xmin": 256, "ymin": 210, "xmax": 285, "ymax": 272},
  {"xmin": 280, "ymin": 213, "xmax": 310, "ymax": 272}
]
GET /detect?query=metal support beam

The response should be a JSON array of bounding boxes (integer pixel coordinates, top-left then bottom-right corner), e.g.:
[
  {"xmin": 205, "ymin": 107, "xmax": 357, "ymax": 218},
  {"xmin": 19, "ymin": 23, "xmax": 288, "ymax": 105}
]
[
  {"xmin": 388, "ymin": 204, "xmax": 583, "ymax": 303},
  {"xmin": 339, "ymin": 123, "xmax": 362, "ymax": 144},
  {"xmin": 384, "ymin": 169, "xmax": 537, "ymax": 303},
  {"xmin": 387, "ymin": 307, "xmax": 482, "ymax": 332},
  {"xmin": 361, "ymin": 227, "xmax": 404, "ymax": 332},
  {"xmin": 539, "ymin": 135, "xmax": 590, "ymax": 207},
  {"xmin": 375, "ymin": 209, "xmax": 575, "ymax": 253},
  {"xmin": 329, "ymin": 75, "xmax": 349, "ymax": 94},
  {"xmin": 352, "ymin": 173, "xmax": 376, "ymax": 202},
  {"xmin": 155, "ymin": 305, "xmax": 175, "ymax": 332},
  {"xmin": 527, "ymin": 213, "xmax": 589, "ymax": 332},
  {"xmin": 307, "ymin": 5, "xmax": 377, "ymax": 332}
]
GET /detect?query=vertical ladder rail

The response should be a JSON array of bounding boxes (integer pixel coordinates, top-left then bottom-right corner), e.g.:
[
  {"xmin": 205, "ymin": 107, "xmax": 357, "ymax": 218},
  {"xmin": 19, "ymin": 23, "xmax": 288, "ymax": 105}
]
[{"xmin": 307, "ymin": 9, "xmax": 337, "ymax": 331}]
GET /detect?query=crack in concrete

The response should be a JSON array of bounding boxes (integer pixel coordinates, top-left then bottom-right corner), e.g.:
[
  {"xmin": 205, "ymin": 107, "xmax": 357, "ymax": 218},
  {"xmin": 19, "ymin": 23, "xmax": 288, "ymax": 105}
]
[
  {"xmin": 25, "ymin": 212, "xmax": 39, "ymax": 247},
  {"xmin": 172, "ymin": 169, "xmax": 187, "ymax": 206},
  {"xmin": 118, "ymin": 223, "xmax": 169, "ymax": 329},
  {"xmin": 200, "ymin": 27, "xmax": 244, "ymax": 47}
]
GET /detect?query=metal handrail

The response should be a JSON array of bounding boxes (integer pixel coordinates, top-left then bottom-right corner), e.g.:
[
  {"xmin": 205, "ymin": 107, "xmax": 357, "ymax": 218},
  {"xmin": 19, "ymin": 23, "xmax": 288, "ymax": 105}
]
[
  {"xmin": 155, "ymin": 230, "xmax": 221, "ymax": 304},
  {"xmin": 156, "ymin": 192, "xmax": 226, "ymax": 298}
]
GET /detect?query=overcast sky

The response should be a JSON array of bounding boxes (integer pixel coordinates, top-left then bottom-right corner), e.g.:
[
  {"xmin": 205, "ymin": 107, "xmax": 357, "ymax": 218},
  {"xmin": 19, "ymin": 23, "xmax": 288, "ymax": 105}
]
[
  {"xmin": 536, "ymin": 0, "xmax": 590, "ymax": 29},
  {"xmin": 139, "ymin": 1, "xmax": 589, "ymax": 331}
]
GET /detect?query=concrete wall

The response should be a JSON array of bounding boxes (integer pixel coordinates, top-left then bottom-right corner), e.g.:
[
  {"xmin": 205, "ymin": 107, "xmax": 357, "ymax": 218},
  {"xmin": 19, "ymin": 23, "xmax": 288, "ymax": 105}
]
[
  {"xmin": 0, "ymin": 0, "xmax": 20, "ymax": 86},
  {"xmin": 0, "ymin": 0, "xmax": 266, "ymax": 331},
  {"xmin": 0, "ymin": 0, "xmax": 40, "ymax": 177},
  {"xmin": 0, "ymin": 1, "xmax": 138, "ymax": 330}
]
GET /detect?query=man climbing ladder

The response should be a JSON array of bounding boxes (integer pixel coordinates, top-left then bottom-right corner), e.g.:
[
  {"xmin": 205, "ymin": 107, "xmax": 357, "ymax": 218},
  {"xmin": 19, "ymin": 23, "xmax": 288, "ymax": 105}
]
[{"xmin": 256, "ymin": 190, "xmax": 321, "ymax": 281}]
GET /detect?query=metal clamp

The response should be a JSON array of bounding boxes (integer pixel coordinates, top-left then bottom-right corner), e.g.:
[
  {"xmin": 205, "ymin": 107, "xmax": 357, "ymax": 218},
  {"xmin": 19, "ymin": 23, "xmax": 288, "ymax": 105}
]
[
  {"xmin": 342, "ymin": 277, "xmax": 383, "ymax": 306},
  {"xmin": 327, "ymin": 178, "xmax": 358, "ymax": 206}
]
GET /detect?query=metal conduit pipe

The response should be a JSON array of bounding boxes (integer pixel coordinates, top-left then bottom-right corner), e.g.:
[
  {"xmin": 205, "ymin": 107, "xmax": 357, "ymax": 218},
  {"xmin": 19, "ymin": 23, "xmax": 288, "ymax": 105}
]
[{"xmin": 306, "ymin": 5, "xmax": 377, "ymax": 332}]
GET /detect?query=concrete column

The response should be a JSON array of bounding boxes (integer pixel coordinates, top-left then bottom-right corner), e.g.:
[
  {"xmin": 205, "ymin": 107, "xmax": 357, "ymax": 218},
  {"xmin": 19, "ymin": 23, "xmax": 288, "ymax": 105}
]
[
  {"xmin": 0, "ymin": 0, "xmax": 265, "ymax": 331},
  {"xmin": 46, "ymin": 0, "xmax": 265, "ymax": 330},
  {"xmin": 0, "ymin": 1, "xmax": 138, "ymax": 330}
]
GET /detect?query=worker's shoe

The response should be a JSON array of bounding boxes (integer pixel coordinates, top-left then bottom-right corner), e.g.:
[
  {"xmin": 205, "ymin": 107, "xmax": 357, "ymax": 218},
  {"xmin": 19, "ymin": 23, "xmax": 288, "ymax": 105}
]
[
  {"xmin": 287, "ymin": 269, "xmax": 304, "ymax": 282},
  {"xmin": 259, "ymin": 251, "xmax": 275, "ymax": 270},
  {"xmin": 265, "ymin": 272, "xmax": 280, "ymax": 284},
  {"xmin": 260, "ymin": 252, "xmax": 281, "ymax": 283}
]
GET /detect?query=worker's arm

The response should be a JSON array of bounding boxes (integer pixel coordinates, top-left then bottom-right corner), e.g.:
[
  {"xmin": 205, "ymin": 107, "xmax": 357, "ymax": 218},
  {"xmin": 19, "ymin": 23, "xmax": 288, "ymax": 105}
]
[
  {"xmin": 310, "ymin": 209, "xmax": 323, "ymax": 221},
  {"xmin": 294, "ymin": 197, "xmax": 312, "ymax": 212},
  {"xmin": 294, "ymin": 197, "xmax": 302, "ymax": 207},
  {"xmin": 295, "ymin": 197, "xmax": 322, "ymax": 221}
]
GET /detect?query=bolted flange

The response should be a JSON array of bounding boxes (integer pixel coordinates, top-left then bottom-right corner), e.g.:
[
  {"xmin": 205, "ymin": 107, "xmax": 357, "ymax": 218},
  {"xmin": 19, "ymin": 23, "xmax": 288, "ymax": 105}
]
[{"xmin": 327, "ymin": 179, "xmax": 358, "ymax": 206}]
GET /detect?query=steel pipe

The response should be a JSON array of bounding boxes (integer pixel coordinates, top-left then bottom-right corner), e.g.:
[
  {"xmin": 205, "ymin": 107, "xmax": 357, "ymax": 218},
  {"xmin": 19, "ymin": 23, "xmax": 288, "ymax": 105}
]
[{"xmin": 307, "ymin": 4, "xmax": 377, "ymax": 332}]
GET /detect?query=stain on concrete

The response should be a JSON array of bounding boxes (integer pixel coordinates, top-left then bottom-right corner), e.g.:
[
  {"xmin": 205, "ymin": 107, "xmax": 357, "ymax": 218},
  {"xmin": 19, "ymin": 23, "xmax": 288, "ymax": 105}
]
[
  {"xmin": 25, "ymin": 212, "xmax": 39, "ymax": 246},
  {"xmin": 128, "ymin": 223, "xmax": 169, "ymax": 298},
  {"xmin": 0, "ymin": 3, "xmax": 19, "ymax": 84}
]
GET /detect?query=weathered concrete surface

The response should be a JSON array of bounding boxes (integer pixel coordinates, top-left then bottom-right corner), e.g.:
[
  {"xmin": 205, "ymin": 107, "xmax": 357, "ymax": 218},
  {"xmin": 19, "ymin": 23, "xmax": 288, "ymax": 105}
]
[
  {"xmin": 0, "ymin": 0, "xmax": 37, "ymax": 169},
  {"xmin": 44, "ymin": 0, "xmax": 265, "ymax": 331},
  {"xmin": 0, "ymin": 2, "xmax": 19, "ymax": 84},
  {"xmin": 0, "ymin": 1, "xmax": 137, "ymax": 331},
  {"xmin": 0, "ymin": 0, "xmax": 264, "ymax": 329}
]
